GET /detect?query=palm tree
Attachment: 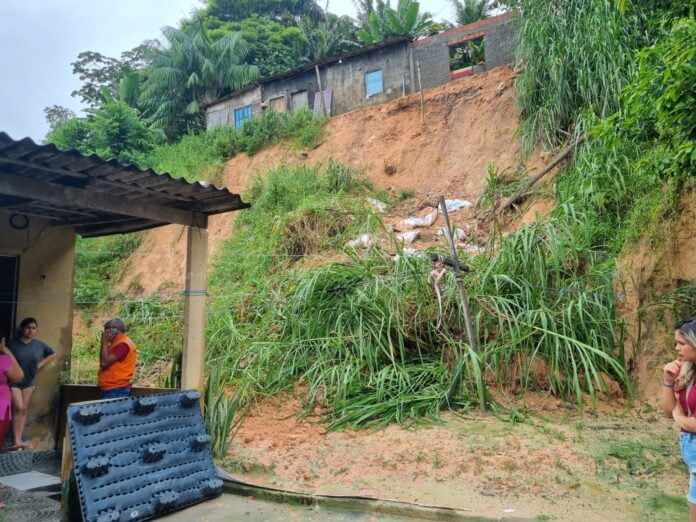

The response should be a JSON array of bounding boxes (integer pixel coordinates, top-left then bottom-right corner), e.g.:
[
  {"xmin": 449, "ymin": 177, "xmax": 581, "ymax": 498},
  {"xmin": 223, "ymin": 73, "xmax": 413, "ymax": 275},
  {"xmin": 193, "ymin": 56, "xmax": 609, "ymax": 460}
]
[
  {"xmin": 298, "ymin": 14, "xmax": 359, "ymax": 62},
  {"xmin": 451, "ymin": 0, "xmax": 492, "ymax": 26},
  {"xmin": 357, "ymin": 0, "xmax": 433, "ymax": 44},
  {"xmin": 140, "ymin": 22, "xmax": 259, "ymax": 137}
]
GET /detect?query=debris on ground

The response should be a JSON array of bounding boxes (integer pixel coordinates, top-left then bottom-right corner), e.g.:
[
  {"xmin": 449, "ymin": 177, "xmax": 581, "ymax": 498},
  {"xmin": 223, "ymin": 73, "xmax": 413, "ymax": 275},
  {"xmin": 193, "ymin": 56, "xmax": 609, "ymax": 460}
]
[
  {"xmin": 365, "ymin": 198, "xmax": 387, "ymax": 213},
  {"xmin": 345, "ymin": 234, "xmax": 376, "ymax": 249}
]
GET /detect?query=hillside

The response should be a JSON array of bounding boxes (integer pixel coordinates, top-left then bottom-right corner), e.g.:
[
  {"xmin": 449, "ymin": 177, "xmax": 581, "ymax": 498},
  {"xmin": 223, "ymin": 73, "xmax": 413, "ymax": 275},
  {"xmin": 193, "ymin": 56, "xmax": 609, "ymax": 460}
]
[{"xmin": 118, "ymin": 65, "xmax": 547, "ymax": 295}]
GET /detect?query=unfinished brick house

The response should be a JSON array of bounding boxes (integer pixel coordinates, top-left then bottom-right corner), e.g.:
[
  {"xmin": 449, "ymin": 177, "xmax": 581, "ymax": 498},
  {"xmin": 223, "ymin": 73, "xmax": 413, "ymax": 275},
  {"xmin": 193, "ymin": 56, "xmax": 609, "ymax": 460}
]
[{"xmin": 205, "ymin": 12, "xmax": 517, "ymax": 129}]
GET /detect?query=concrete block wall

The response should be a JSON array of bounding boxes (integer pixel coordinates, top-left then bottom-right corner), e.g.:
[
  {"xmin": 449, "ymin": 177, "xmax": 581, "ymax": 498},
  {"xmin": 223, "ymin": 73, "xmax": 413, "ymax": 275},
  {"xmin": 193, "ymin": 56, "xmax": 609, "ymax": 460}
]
[
  {"xmin": 205, "ymin": 86, "xmax": 262, "ymax": 129},
  {"xmin": 484, "ymin": 16, "xmax": 518, "ymax": 69},
  {"xmin": 327, "ymin": 41, "xmax": 413, "ymax": 114},
  {"xmin": 412, "ymin": 12, "xmax": 517, "ymax": 88}
]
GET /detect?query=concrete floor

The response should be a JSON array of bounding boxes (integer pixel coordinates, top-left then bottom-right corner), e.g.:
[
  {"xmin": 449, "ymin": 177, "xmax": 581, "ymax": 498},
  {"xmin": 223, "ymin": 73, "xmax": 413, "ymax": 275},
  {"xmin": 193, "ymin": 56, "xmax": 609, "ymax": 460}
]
[{"xmin": 160, "ymin": 494, "xmax": 412, "ymax": 521}]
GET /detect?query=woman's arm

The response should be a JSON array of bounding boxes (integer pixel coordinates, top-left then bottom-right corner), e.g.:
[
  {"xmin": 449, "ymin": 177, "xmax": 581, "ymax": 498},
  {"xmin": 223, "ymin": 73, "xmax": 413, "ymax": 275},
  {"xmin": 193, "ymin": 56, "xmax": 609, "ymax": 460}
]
[
  {"xmin": 662, "ymin": 360, "xmax": 681, "ymax": 418},
  {"xmin": 38, "ymin": 353, "xmax": 57, "ymax": 370},
  {"xmin": 1, "ymin": 347, "xmax": 24, "ymax": 384},
  {"xmin": 673, "ymin": 402, "xmax": 696, "ymax": 432}
]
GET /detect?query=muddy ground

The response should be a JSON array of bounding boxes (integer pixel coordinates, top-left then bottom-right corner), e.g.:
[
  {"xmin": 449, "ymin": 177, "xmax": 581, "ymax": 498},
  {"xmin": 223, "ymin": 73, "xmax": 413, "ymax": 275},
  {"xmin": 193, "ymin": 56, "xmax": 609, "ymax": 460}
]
[{"xmin": 222, "ymin": 393, "xmax": 687, "ymax": 521}]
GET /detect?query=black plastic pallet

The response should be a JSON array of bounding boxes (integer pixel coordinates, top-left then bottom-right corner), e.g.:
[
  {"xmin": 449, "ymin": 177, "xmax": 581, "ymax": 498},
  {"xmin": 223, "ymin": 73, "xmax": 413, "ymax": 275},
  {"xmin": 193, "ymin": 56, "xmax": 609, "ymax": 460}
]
[{"xmin": 67, "ymin": 390, "xmax": 221, "ymax": 522}]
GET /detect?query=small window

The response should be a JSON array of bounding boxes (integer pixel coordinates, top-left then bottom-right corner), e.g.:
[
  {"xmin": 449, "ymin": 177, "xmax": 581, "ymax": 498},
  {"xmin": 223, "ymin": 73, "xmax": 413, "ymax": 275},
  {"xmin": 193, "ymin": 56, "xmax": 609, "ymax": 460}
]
[
  {"xmin": 365, "ymin": 70, "xmax": 383, "ymax": 97},
  {"xmin": 234, "ymin": 105, "xmax": 252, "ymax": 128}
]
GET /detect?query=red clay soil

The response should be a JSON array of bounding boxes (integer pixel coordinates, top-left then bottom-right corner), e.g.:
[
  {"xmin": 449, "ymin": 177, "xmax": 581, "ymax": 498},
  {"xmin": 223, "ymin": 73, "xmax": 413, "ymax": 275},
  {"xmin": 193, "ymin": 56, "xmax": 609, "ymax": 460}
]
[{"xmin": 225, "ymin": 392, "xmax": 682, "ymax": 521}]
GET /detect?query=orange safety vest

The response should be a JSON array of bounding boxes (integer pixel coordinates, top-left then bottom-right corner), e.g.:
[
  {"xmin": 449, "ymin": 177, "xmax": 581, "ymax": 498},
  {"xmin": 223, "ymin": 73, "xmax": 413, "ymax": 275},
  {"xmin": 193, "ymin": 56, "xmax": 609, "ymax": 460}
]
[{"xmin": 97, "ymin": 334, "xmax": 137, "ymax": 390}]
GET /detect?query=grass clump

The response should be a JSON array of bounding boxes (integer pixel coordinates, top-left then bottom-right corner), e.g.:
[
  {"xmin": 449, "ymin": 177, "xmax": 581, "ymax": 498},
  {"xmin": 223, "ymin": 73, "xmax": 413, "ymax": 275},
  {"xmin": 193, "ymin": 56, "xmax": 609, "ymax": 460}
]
[
  {"xmin": 144, "ymin": 108, "xmax": 325, "ymax": 184},
  {"xmin": 74, "ymin": 234, "xmax": 141, "ymax": 307}
]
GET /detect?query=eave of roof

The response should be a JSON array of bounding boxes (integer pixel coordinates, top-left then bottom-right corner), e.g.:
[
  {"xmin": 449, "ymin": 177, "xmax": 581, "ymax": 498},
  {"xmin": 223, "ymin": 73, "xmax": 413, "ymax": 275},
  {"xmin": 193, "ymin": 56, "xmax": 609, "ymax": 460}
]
[
  {"xmin": 0, "ymin": 132, "xmax": 249, "ymax": 238},
  {"xmin": 204, "ymin": 36, "xmax": 411, "ymax": 110}
]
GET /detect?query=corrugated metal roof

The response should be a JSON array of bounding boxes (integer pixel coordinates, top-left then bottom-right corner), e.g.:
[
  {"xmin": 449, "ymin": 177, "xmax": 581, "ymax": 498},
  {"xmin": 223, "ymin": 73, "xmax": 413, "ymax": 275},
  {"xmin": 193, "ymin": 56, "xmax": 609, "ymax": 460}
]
[{"xmin": 0, "ymin": 132, "xmax": 249, "ymax": 238}]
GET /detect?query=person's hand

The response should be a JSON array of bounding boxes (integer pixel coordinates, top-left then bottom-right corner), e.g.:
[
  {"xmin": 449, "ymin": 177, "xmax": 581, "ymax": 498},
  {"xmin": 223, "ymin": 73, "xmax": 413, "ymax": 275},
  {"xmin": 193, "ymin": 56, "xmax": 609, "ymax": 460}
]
[
  {"xmin": 664, "ymin": 360, "xmax": 681, "ymax": 385},
  {"xmin": 101, "ymin": 329, "xmax": 114, "ymax": 345}
]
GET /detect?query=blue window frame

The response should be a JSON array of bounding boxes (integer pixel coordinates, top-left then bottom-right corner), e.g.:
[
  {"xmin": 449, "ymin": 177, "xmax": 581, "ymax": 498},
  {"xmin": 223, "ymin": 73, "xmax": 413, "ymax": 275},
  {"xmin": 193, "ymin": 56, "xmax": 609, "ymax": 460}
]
[
  {"xmin": 365, "ymin": 70, "xmax": 383, "ymax": 97},
  {"xmin": 234, "ymin": 105, "xmax": 253, "ymax": 128}
]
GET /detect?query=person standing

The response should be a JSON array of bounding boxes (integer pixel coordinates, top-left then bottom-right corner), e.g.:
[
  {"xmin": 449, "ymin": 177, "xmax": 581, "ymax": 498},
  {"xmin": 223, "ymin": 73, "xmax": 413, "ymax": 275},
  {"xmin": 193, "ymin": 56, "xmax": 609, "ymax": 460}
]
[
  {"xmin": 8, "ymin": 317, "xmax": 56, "ymax": 449},
  {"xmin": 662, "ymin": 317, "xmax": 696, "ymax": 522},
  {"xmin": 98, "ymin": 318, "xmax": 137, "ymax": 399},
  {"xmin": 0, "ymin": 330, "xmax": 23, "ymax": 450}
]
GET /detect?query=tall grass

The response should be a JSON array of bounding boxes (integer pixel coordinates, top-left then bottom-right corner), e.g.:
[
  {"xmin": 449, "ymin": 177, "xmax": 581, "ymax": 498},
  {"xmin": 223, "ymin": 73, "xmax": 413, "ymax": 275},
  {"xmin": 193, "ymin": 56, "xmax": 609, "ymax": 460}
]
[
  {"xmin": 144, "ymin": 108, "xmax": 325, "ymax": 183},
  {"xmin": 515, "ymin": 0, "xmax": 648, "ymax": 153},
  {"xmin": 203, "ymin": 163, "xmax": 630, "ymax": 430}
]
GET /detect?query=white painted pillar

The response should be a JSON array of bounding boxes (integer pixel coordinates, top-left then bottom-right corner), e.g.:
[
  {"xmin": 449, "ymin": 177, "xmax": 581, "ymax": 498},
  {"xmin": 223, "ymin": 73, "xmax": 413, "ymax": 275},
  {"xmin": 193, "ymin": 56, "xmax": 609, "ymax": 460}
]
[{"xmin": 181, "ymin": 225, "xmax": 208, "ymax": 393}]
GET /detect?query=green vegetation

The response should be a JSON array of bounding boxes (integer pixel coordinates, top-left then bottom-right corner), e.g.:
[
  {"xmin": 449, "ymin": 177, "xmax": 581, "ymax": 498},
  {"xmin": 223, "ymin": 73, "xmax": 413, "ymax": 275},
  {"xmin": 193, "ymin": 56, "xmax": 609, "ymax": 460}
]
[
  {"xmin": 74, "ymin": 234, "xmax": 142, "ymax": 307},
  {"xmin": 450, "ymin": 0, "xmax": 492, "ymax": 26},
  {"xmin": 140, "ymin": 23, "xmax": 259, "ymax": 137},
  {"xmin": 357, "ymin": 0, "xmax": 433, "ymax": 44},
  {"xmin": 47, "ymin": 101, "xmax": 160, "ymax": 164}
]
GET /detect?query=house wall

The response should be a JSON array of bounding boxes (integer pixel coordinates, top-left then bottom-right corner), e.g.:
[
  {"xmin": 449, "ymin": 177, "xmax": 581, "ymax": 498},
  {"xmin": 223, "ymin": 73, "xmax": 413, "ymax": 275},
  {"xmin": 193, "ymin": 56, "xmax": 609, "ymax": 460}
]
[
  {"xmin": 0, "ymin": 213, "xmax": 75, "ymax": 449},
  {"xmin": 260, "ymin": 41, "xmax": 413, "ymax": 116},
  {"xmin": 413, "ymin": 12, "xmax": 517, "ymax": 89},
  {"xmin": 203, "ymin": 14, "xmax": 517, "ymax": 129},
  {"xmin": 205, "ymin": 86, "xmax": 262, "ymax": 130}
]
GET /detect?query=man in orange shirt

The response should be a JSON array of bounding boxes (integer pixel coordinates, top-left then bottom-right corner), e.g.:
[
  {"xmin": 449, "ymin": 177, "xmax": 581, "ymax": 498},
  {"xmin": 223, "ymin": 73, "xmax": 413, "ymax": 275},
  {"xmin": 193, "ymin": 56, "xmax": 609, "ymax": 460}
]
[{"xmin": 98, "ymin": 318, "xmax": 137, "ymax": 399}]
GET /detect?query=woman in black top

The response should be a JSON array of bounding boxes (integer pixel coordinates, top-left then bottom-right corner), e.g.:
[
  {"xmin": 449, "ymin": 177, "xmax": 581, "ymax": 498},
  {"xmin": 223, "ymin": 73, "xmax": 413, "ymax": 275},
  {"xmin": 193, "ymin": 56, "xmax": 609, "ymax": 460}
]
[{"xmin": 8, "ymin": 317, "xmax": 56, "ymax": 449}]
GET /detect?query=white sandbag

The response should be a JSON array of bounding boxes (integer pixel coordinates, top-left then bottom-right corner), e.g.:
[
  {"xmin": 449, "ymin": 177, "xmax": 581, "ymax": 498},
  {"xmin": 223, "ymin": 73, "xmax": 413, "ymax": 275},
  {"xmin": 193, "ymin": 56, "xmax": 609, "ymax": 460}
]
[
  {"xmin": 463, "ymin": 244, "xmax": 484, "ymax": 255},
  {"xmin": 365, "ymin": 197, "xmax": 387, "ymax": 213},
  {"xmin": 397, "ymin": 230, "xmax": 420, "ymax": 244},
  {"xmin": 444, "ymin": 199, "xmax": 473, "ymax": 212},
  {"xmin": 345, "ymin": 234, "xmax": 375, "ymax": 249},
  {"xmin": 436, "ymin": 227, "xmax": 467, "ymax": 240}
]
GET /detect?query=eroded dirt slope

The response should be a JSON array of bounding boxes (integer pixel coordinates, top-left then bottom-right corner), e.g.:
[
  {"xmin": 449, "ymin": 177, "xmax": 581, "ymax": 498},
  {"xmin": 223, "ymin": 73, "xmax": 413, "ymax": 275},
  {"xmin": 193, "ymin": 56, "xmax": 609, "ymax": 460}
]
[{"xmin": 119, "ymin": 65, "xmax": 546, "ymax": 294}]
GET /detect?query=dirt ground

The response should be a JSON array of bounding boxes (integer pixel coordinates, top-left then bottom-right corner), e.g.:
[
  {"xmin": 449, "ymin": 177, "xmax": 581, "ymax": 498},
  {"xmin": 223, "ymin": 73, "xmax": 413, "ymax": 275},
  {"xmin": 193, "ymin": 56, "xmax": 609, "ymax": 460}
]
[{"xmin": 223, "ymin": 392, "xmax": 687, "ymax": 521}]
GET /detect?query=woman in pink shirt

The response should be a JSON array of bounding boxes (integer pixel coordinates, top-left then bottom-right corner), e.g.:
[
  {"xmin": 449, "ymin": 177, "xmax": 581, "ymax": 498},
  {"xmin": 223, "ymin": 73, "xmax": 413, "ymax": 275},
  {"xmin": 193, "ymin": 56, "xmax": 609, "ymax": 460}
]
[
  {"xmin": 0, "ymin": 330, "xmax": 24, "ymax": 450},
  {"xmin": 662, "ymin": 317, "xmax": 696, "ymax": 522}
]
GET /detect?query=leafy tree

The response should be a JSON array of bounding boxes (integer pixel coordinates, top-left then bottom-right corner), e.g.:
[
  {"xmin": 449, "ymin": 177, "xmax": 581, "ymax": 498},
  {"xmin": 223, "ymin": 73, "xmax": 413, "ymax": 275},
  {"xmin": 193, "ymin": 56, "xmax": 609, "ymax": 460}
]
[
  {"xmin": 298, "ymin": 14, "xmax": 360, "ymax": 62},
  {"xmin": 203, "ymin": 0, "xmax": 324, "ymax": 22},
  {"xmin": 357, "ymin": 0, "xmax": 433, "ymax": 44},
  {"xmin": 139, "ymin": 22, "xmax": 259, "ymax": 137},
  {"xmin": 43, "ymin": 105, "xmax": 76, "ymax": 134},
  {"xmin": 70, "ymin": 46, "xmax": 148, "ymax": 109},
  {"xmin": 47, "ymin": 102, "xmax": 159, "ymax": 164},
  {"xmin": 450, "ymin": 0, "xmax": 492, "ymax": 26}
]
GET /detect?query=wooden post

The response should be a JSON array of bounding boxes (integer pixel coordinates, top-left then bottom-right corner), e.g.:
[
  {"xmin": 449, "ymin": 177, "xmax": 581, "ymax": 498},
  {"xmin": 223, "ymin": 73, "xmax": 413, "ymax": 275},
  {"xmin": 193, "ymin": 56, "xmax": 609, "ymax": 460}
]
[
  {"xmin": 499, "ymin": 137, "xmax": 585, "ymax": 212},
  {"xmin": 181, "ymin": 224, "xmax": 209, "ymax": 393},
  {"xmin": 438, "ymin": 197, "xmax": 486, "ymax": 411},
  {"xmin": 417, "ymin": 60, "xmax": 424, "ymax": 125},
  {"xmin": 314, "ymin": 65, "xmax": 327, "ymax": 116}
]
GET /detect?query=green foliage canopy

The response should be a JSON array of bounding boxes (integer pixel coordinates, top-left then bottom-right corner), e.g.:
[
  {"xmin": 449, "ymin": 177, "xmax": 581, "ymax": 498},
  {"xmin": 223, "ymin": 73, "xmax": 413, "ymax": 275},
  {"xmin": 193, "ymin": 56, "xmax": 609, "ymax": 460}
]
[
  {"xmin": 357, "ymin": 0, "xmax": 433, "ymax": 43},
  {"xmin": 139, "ymin": 22, "xmax": 259, "ymax": 138},
  {"xmin": 46, "ymin": 101, "xmax": 159, "ymax": 165}
]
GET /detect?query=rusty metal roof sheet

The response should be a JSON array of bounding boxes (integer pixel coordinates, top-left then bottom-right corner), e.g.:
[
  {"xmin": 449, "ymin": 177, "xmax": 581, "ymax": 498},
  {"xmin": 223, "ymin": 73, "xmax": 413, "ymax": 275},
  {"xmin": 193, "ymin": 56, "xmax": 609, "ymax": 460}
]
[{"xmin": 0, "ymin": 132, "xmax": 249, "ymax": 237}]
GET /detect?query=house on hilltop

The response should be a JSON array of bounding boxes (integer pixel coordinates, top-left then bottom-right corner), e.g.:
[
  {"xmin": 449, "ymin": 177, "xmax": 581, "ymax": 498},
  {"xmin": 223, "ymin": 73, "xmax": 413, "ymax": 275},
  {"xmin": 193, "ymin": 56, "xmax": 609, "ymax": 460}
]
[{"xmin": 205, "ymin": 12, "xmax": 517, "ymax": 129}]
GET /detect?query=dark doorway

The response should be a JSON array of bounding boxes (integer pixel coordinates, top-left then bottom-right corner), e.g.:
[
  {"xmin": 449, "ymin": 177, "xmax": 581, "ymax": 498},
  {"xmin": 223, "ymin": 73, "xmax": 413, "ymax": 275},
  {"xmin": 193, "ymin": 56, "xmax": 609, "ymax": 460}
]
[{"xmin": 0, "ymin": 256, "xmax": 19, "ymax": 339}]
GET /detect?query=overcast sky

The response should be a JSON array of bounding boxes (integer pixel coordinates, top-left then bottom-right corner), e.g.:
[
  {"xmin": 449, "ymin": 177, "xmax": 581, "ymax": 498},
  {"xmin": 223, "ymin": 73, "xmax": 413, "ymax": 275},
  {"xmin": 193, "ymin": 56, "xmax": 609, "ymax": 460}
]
[{"xmin": 0, "ymin": 1, "xmax": 457, "ymax": 141}]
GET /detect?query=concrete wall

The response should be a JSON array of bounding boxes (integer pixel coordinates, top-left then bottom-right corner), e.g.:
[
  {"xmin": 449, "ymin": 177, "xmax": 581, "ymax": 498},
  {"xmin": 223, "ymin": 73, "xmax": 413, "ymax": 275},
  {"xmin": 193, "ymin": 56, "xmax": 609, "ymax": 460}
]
[
  {"xmin": 205, "ymin": 86, "xmax": 262, "ymax": 130},
  {"xmin": 0, "ymin": 213, "xmax": 76, "ymax": 449},
  {"xmin": 413, "ymin": 12, "xmax": 517, "ymax": 89},
  {"xmin": 262, "ymin": 40, "xmax": 413, "ymax": 116}
]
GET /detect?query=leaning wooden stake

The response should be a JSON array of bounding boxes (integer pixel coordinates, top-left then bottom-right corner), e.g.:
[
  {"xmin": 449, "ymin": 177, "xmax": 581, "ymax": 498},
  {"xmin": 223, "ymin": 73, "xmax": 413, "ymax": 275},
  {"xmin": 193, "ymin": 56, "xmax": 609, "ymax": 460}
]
[
  {"xmin": 315, "ymin": 65, "xmax": 327, "ymax": 116},
  {"xmin": 499, "ymin": 136, "xmax": 585, "ymax": 212},
  {"xmin": 438, "ymin": 197, "xmax": 486, "ymax": 412},
  {"xmin": 417, "ymin": 60, "xmax": 424, "ymax": 125}
]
